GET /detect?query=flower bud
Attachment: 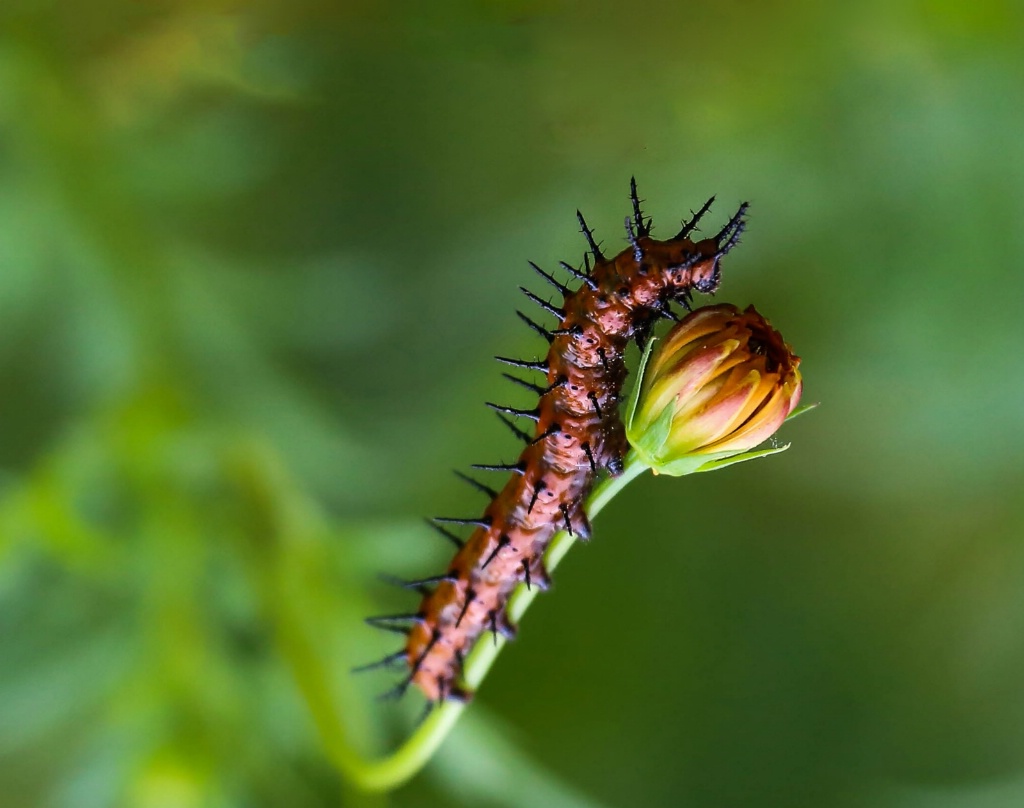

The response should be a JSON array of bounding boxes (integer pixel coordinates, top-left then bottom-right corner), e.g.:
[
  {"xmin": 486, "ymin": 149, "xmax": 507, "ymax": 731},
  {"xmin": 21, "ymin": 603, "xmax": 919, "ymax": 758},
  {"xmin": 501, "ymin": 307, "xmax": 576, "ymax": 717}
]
[{"xmin": 626, "ymin": 303, "xmax": 802, "ymax": 476}]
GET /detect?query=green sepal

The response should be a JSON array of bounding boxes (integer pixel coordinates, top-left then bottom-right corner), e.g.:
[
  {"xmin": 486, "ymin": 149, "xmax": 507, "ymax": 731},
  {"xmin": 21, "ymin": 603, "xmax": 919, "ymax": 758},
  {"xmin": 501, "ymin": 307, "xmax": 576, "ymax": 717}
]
[
  {"xmin": 695, "ymin": 443, "xmax": 791, "ymax": 473},
  {"xmin": 646, "ymin": 454, "xmax": 712, "ymax": 477},
  {"xmin": 624, "ymin": 335, "xmax": 657, "ymax": 435},
  {"xmin": 785, "ymin": 401, "xmax": 818, "ymax": 421},
  {"xmin": 631, "ymin": 399, "xmax": 676, "ymax": 465},
  {"xmin": 649, "ymin": 443, "xmax": 791, "ymax": 477}
]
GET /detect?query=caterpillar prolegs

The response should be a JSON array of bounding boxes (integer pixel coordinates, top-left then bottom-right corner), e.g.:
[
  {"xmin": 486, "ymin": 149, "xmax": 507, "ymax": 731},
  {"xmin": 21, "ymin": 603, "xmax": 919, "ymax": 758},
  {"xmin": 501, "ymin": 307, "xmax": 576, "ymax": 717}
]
[{"xmin": 363, "ymin": 180, "xmax": 748, "ymax": 704}]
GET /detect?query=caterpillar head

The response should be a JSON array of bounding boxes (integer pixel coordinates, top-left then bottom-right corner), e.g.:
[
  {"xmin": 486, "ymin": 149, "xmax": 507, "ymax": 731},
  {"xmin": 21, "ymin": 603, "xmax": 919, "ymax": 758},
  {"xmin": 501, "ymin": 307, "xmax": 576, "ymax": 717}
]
[{"xmin": 677, "ymin": 237, "xmax": 723, "ymax": 298}]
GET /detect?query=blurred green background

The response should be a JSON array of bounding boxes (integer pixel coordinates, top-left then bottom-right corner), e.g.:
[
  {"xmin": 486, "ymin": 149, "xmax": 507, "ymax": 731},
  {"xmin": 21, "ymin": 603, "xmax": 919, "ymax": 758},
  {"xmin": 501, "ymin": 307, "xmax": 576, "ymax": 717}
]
[{"xmin": 2, "ymin": 1, "xmax": 1024, "ymax": 807}]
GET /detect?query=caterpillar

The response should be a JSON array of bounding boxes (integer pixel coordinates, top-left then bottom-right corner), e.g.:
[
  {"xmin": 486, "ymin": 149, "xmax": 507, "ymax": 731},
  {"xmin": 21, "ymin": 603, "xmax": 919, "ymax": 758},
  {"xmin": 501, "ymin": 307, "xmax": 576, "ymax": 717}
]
[{"xmin": 361, "ymin": 180, "xmax": 748, "ymax": 704}]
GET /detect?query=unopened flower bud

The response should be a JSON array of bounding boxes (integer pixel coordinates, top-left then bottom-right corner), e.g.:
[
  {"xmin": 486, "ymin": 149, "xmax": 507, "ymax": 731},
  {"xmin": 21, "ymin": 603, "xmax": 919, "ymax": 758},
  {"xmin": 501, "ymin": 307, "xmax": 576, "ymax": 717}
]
[{"xmin": 626, "ymin": 303, "xmax": 802, "ymax": 476}]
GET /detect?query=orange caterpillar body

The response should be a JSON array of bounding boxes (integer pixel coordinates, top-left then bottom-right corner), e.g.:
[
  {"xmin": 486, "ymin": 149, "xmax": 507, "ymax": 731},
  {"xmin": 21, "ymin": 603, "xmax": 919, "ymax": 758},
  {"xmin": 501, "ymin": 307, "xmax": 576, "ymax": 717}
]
[{"xmin": 365, "ymin": 182, "xmax": 747, "ymax": 703}]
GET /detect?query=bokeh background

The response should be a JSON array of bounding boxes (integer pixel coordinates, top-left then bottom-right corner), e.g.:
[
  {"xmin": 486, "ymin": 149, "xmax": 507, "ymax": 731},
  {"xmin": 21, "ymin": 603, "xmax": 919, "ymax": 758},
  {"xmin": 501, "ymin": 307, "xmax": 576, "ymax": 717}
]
[{"xmin": 2, "ymin": 2, "xmax": 1024, "ymax": 807}]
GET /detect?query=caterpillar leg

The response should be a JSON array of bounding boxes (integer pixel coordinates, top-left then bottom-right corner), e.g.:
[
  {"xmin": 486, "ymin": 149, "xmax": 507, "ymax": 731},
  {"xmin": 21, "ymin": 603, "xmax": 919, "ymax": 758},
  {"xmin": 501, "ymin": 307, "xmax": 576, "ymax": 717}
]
[{"xmin": 603, "ymin": 418, "xmax": 629, "ymax": 477}]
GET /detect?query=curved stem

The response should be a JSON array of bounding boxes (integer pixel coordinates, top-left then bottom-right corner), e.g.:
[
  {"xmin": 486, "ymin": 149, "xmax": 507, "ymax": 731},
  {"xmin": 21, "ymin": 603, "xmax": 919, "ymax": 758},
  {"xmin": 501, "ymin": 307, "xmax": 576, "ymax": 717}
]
[{"xmin": 339, "ymin": 451, "xmax": 651, "ymax": 791}]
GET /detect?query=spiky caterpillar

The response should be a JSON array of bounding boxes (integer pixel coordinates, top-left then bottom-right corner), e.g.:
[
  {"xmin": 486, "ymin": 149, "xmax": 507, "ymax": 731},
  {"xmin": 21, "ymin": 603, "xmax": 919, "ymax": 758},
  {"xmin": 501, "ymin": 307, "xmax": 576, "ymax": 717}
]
[{"xmin": 365, "ymin": 181, "xmax": 748, "ymax": 703}]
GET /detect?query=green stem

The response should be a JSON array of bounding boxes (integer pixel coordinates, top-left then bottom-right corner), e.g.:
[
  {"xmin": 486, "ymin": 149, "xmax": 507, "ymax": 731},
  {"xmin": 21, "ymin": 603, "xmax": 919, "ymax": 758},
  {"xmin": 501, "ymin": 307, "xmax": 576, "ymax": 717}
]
[{"xmin": 338, "ymin": 451, "xmax": 651, "ymax": 792}]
